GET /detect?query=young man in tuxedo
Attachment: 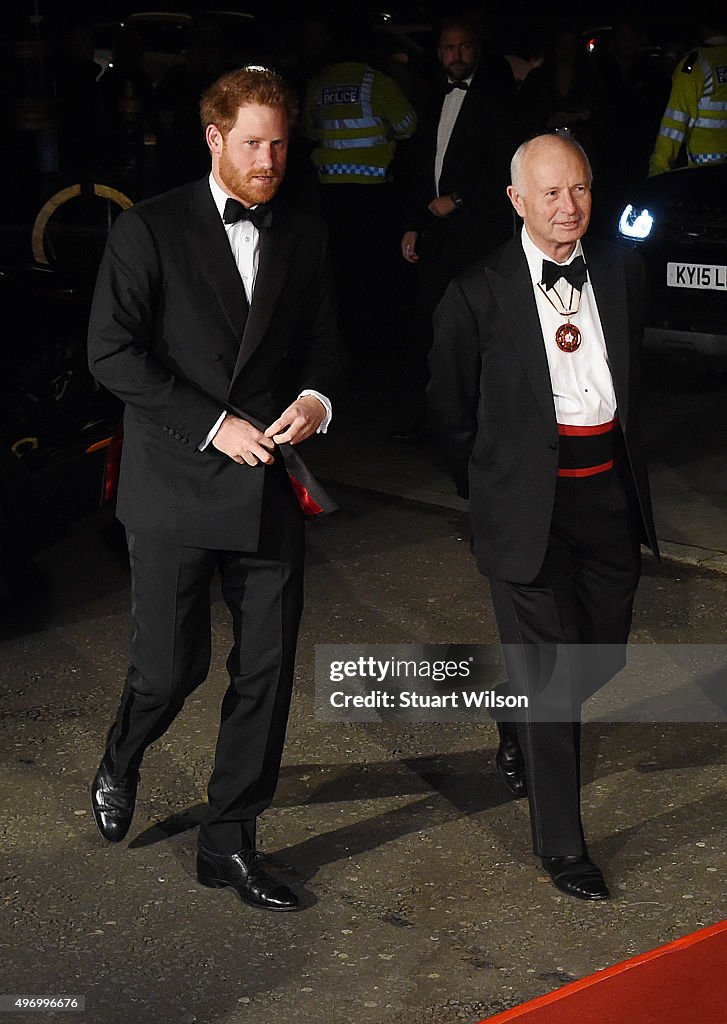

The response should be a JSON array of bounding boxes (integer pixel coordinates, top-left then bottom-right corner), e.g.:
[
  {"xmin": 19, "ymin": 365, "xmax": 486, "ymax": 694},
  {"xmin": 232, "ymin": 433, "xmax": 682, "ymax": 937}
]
[
  {"xmin": 428, "ymin": 134, "xmax": 658, "ymax": 900},
  {"xmin": 88, "ymin": 67, "xmax": 340, "ymax": 911}
]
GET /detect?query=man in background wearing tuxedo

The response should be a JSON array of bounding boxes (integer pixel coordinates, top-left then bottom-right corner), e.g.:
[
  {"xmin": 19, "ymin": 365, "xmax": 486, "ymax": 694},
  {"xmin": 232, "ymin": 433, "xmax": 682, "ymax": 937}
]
[
  {"xmin": 395, "ymin": 17, "xmax": 519, "ymax": 438},
  {"xmin": 88, "ymin": 67, "xmax": 340, "ymax": 912}
]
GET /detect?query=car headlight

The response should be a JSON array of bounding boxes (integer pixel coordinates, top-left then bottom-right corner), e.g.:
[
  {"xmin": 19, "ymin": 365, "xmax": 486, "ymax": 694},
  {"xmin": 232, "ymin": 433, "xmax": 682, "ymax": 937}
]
[{"xmin": 618, "ymin": 204, "xmax": 654, "ymax": 240}]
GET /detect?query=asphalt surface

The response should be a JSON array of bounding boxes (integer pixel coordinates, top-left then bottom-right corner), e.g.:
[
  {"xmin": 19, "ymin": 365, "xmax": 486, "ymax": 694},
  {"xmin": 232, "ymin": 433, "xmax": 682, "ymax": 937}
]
[
  {"xmin": 1, "ymin": 362, "xmax": 726, "ymax": 1024},
  {"xmin": 305, "ymin": 356, "xmax": 727, "ymax": 572}
]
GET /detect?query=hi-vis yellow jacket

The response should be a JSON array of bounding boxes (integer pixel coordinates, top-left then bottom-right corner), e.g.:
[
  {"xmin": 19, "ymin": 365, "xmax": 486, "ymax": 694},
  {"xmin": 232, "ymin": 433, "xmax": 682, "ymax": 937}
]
[
  {"xmin": 649, "ymin": 42, "xmax": 727, "ymax": 175},
  {"xmin": 304, "ymin": 62, "xmax": 416, "ymax": 184}
]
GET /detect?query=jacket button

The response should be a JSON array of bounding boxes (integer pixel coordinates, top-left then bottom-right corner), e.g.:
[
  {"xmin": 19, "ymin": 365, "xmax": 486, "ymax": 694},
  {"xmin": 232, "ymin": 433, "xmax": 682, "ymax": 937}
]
[
  {"xmin": 212, "ymin": 353, "xmax": 222, "ymax": 361},
  {"xmin": 549, "ymin": 442, "xmax": 557, "ymax": 450}
]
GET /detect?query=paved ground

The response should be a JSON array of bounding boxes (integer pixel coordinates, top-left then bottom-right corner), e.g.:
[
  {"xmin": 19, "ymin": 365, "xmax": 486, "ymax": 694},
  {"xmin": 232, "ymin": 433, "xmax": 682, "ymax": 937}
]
[
  {"xmin": 305, "ymin": 357, "xmax": 727, "ymax": 570},
  {"xmin": 1, "ymin": 477, "xmax": 726, "ymax": 1024}
]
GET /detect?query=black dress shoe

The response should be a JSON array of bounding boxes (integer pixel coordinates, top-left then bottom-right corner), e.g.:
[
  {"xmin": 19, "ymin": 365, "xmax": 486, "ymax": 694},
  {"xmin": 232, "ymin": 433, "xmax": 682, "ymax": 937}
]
[
  {"xmin": 495, "ymin": 721, "xmax": 527, "ymax": 799},
  {"xmin": 197, "ymin": 846, "xmax": 299, "ymax": 912},
  {"xmin": 541, "ymin": 855, "xmax": 610, "ymax": 901},
  {"xmin": 90, "ymin": 757, "xmax": 139, "ymax": 843}
]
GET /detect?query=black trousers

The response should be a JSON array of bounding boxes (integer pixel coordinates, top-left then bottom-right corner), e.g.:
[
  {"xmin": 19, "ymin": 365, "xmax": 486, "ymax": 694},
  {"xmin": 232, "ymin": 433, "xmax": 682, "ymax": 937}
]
[
  {"xmin": 489, "ymin": 465, "xmax": 642, "ymax": 857},
  {"xmin": 105, "ymin": 467, "xmax": 305, "ymax": 854}
]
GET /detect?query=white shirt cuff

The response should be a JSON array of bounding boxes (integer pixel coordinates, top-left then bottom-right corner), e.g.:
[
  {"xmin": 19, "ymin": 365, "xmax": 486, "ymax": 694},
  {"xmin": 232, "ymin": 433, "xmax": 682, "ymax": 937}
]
[
  {"xmin": 299, "ymin": 390, "xmax": 332, "ymax": 433},
  {"xmin": 199, "ymin": 410, "xmax": 227, "ymax": 451},
  {"xmin": 200, "ymin": 392, "xmax": 331, "ymax": 450}
]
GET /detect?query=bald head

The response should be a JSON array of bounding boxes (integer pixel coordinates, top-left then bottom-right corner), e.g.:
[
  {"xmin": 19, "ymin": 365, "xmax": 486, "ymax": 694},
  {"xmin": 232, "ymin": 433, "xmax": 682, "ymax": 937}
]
[
  {"xmin": 507, "ymin": 134, "xmax": 593, "ymax": 261},
  {"xmin": 510, "ymin": 134, "xmax": 592, "ymax": 194}
]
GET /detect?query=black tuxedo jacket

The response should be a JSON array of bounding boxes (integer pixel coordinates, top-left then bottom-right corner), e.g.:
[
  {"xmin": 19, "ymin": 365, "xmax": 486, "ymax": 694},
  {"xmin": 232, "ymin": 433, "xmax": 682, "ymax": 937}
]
[
  {"xmin": 88, "ymin": 177, "xmax": 340, "ymax": 550},
  {"xmin": 400, "ymin": 66, "xmax": 520, "ymax": 269},
  {"xmin": 427, "ymin": 233, "xmax": 659, "ymax": 584}
]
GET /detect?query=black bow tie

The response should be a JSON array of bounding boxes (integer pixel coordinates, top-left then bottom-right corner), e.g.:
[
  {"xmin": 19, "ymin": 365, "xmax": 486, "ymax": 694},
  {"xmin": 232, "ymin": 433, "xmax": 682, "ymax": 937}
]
[
  {"xmin": 223, "ymin": 198, "xmax": 273, "ymax": 230},
  {"xmin": 445, "ymin": 80, "xmax": 469, "ymax": 93},
  {"xmin": 541, "ymin": 255, "xmax": 587, "ymax": 291}
]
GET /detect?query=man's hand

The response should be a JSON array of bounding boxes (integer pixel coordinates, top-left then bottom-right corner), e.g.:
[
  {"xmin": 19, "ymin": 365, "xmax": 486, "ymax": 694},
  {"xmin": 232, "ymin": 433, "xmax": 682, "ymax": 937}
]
[
  {"xmin": 428, "ymin": 195, "xmax": 457, "ymax": 218},
  {"xmin": 401, "ymin": 230, "xmax": 420, "ymax": 263},
  {"xmin": 265, "ymin": 395, "xmax": 326, "ymax": 446},
  {"xmin": 212, "ymin": 414, "xmax": 276, "ymax": 465}
]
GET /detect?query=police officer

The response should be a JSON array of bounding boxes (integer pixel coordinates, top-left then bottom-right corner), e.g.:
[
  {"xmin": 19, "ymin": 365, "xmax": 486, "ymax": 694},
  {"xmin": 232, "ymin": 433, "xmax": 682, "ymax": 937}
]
[
  {"xmin": 304, "ymin": 18, "xmax": 416, "ymax": 378},
  {"xmin": 649, "ymin": 7, "xmax": 727, "ymax": 175}
]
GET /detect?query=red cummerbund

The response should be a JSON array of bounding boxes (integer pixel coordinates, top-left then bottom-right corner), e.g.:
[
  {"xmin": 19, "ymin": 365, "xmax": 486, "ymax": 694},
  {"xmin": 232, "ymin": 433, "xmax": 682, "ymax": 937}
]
[{"xmin": 557, "ymin": 417, "xmax": 620, "ymax": 478}]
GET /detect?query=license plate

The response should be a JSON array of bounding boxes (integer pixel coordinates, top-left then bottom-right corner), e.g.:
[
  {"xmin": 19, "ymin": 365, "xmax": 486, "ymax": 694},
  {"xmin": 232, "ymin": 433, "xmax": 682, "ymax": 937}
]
[{"xmin": 667, "ymin": 262, "xmax": 727, "ymax": 291}]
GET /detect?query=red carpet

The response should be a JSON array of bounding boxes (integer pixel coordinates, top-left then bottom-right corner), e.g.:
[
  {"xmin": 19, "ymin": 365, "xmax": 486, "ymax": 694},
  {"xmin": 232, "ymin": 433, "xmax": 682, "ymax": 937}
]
[{"xmin": 477, "ymin": 919, "xmax": 727, "ymax": 1024}]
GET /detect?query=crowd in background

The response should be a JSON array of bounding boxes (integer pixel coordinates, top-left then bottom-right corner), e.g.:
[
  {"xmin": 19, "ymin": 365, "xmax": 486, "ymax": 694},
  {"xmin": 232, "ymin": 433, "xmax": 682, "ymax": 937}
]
[
  {"xmin": 26, "ymin": 9, "xmax": 684, "ymax": 204},
  {"xmin": 1, "ymin": 6, "xmax": 712, "ymax": 388}
]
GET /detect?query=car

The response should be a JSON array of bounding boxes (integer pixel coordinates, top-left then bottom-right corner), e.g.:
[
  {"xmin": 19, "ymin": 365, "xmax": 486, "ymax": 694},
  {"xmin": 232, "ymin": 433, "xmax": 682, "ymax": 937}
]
[
  {"xmin": 580, "ymin": 24, "xmax": 613, "ymax": 55},
  {"xmin": 93, "ymin": 12, "xmax": 196, "ymax": 84},
  {"xmin": 93, "ymin": 9, "xmax": 260, "ymax": 85},
  {"xmin": 616, "ymin": 162, "xmax": 727, "ymax": 370},
  {"xmin": 0, "ymin": 263, "xmax": 122, "ymax": 594},
  {"xmin": 206, "ymin": 10, "xmax": 263, "ymax": 69}
]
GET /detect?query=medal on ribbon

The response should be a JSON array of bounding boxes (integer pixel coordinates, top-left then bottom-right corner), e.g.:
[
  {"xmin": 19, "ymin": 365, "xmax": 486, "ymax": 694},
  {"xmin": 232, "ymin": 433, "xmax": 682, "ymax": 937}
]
[{"xmin": 555, "ymin": 322, "xmax": 582, "ymax": 353}]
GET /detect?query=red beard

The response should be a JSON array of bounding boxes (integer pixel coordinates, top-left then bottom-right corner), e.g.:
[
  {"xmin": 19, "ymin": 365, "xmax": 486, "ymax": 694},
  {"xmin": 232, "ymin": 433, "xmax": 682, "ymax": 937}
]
[{"xmin": 219, "ymin": 148, "xmax": 282, "ymax": 206}]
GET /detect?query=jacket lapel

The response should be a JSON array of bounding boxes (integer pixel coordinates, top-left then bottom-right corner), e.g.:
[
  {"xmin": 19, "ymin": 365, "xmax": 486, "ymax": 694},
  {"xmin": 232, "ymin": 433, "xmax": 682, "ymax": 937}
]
[
  {"xmin": 229, "ymin": 214, "xmax": 295, "ymax": 386},
  {"xmin": 441, "ymin": 69, "xmax": 487, "ymax": 175},
  {"xmin": 584, "ymin": 242, "xmax": 631, "ymax": 428},
  {"xmin": 445, "ymin": 75, "xmax": 476, "ymax": 136},
  {"xmin": 186, "ymin": 179, "xmax": 249, "ymax": 345},
  {"xmin": 488, "ymin": 237, "xmax": 557, "ymax": 431}
]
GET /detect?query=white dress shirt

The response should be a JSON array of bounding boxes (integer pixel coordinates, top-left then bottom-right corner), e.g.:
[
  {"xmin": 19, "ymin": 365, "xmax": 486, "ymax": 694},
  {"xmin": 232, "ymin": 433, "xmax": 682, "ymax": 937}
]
[
  {"xmin": 201, "ymin": 174, "xmax": 332, "ymax": 449},
  {"xmin": 434, "ymin": 73, "xmax": 473, "ymax": 195},
  {"xmin": 520, "ymin": 227, "xmax": 616, "ymax": 426}
]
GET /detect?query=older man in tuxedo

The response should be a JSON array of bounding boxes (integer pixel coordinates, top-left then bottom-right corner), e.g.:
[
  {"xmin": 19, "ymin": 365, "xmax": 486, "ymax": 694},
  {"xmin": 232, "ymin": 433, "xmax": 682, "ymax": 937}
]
[
  {"xmin": 428, "ymin": 133, "xmax": 658, "ymax": 900},
  {"xmin": 88, "ymin": 67, "xmax": 340, "ymax": 911}
]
